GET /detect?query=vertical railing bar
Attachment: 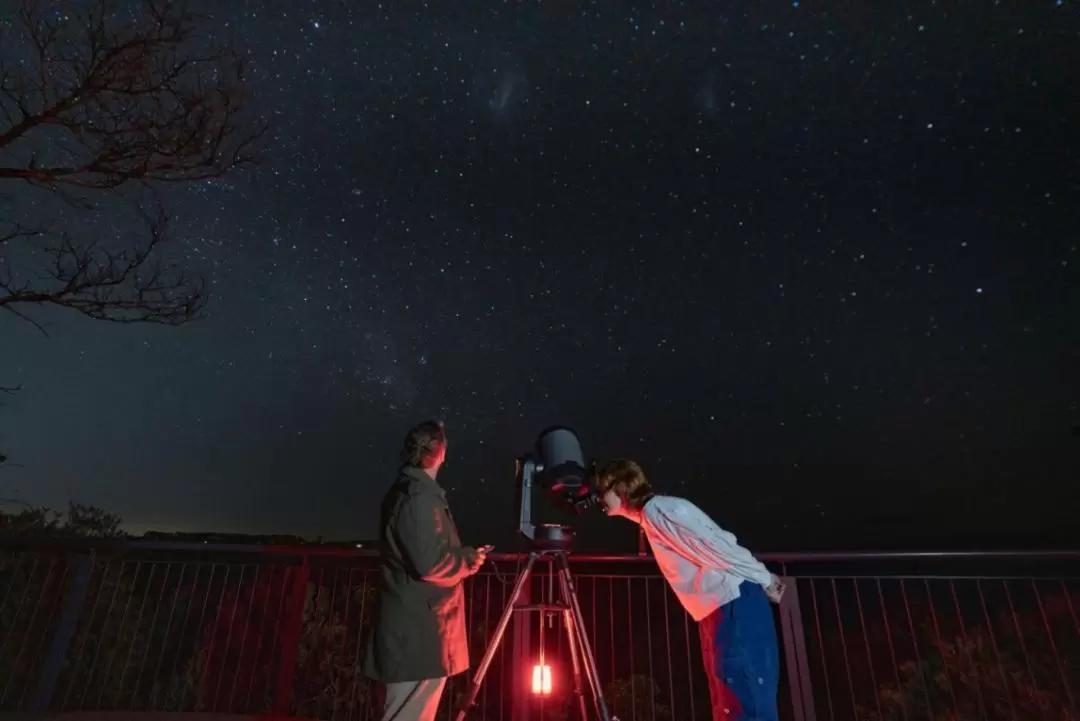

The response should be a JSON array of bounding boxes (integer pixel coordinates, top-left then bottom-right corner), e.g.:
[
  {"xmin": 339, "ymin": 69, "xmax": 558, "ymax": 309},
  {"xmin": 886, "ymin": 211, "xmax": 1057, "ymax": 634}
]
[
  {"xmin": 1033, "ymin": 579, "xmax": 1077, "ymax": 715},
  {"xmin": 593, "ymin": 574, "xmax": 602, "ymax": 721},
  {"xmin": 249, "ymin": 563, "xmax": 288, "ymax": 712},
  {"xmin": 948, "ymin": 579, "xmax": 988, "ymax": 719},
  {"xmin": 779, "ymin": 578, "xmax": 804, "ymax": 721},
  {"xmin": 496, "ymin": 569, "xmax": 503, "ymax": 721},
  {"xmin": 459, "ymin": 572, "xmax": 473, "ymax": 721},
  {"xmin": 875, "ymin": 578, "xmax": 907, "ymax": 721},
  {"xmin": 809, "ymin": 579, "xmax": 835, "ymax": 721},
  {"xmin": 197, "ymin": 564, "xmax": 232, "ymax": 710},
  {"xmin": 344, "ymin": 565, "xmax": 360, "ymax": 721},
  {"xmin": 507, "ymin": 562, "xmax": 521, "ymax": 721},
  {"xmin": 115, "ymin": 561, "xmax": 159, "ymax": 708},
  {"xmin": 534, "ymin": 566, "xmax": 545, "ymax": 721},
  {"xmin": 644, "ymin": 576, "xmax": 655, "ymax": 721},
  {"xmin": 482, "ymin": 573, "xmax": 492, "ymax": 717},
  {"xmin": 661, "ymin": 583, "xmax": 675, "ymax": 721},
  {"xmin": 170, "ymin": 563, "xmax": 214, "ymax": 712},
  {"xmin": 0, "ymin": 553, "xmax": 28, "ymax": 617},
  {"xmin": 782, "ymin": 578, "xmax": 817, "ymax": 721},
  {"xmin": 299, "ymin": 564, "xmax": 328, "ymax": 715},
  {"xmin": 609, "ymin": 575, "xmax": 616, "ymax": 710},
  {"xmin": 0, "ymin": 553, "xmax": 22, "ymax": 699},
  {"xmin": 830, "ymin": 577, "xmax": 859, "ymax": 719},
  {"xmin": 272, "ymin": 555, "xmax": 311, "ymax": 716},
  {"xmin": 0, "ymin": 555, "xmax": 44, "ymax": 706},
  {"xmin": 295, "ymin": 565, "xmax": 319, "ymax": 716},
  {"xmin": 1003, "ymin": 579, "xmax": 1045, "ymax": 717},
  {"xmin": 683, "ymin": 605, "xmax": 696, "ymax": 721},
  {"xmin": 29, "ymin": 552, "xmax": 95, "ymax": 714},
  {"xmin": 1061, "ymin": 580, "xmax": 1080, "ymax": 638},
  {"xmin": 244, "ymin": 564, "xmax": 269, "ymax": 713},
  {"xmin": 210, "ymin": 565, "xmax": 247, "ymax": 712},
  {"xmin": 626, "ymin": 576, "xmax": 636, "ymax": 721},
  {"xmin": 149, "ymin": 563, "xmax": 186, "ymax": 711},
  {"xmin": 347, "ymin": 569, "xmax": 366, "ymax": 721},
  {"xmin": 852, "ymin": 577, "xmax": 882, "ymax": 719},
  {"xmin": 325, "ymin": 564, "xmax": 343, "ymax": 721},
  {"xmin": 922, "ymin": 579, "xmax": 958, "ymax": 713},
  {"xmin": 95, "ymin": 560, "xmax": 144, "ymax": 709},
  {"xmin": 268, "ymin": 561, "xmax": 300, "ymax": 712},
  {"xmin": 79, "ymin": 560, "xmax": 128, "ymax": 708},
  {"xmin": 131, "ymin": 561, "xmax": 174, "ymax": 710},
  {"xmin": 976, "ymin": 578, "xmax": 1018, "ymax": 719},
  {"xmin": 330, "ymin": 565, "xmax": 351, "ymax": 721},
  {"xmin": 18, "ymin": 557, "xmax": 65, "ymax": 710},
  {"xmin": 899, "ymin": 579, "xmax": 935, "ymax": 719},
  {"xmin": 227, "ymin": 564, "xmax": 262, "ymax": 713},
  {"xmin": 507, "ymin": 569, "xmax": 516, "ymax": 721},
  {"xmin": 62, "ymin": 557, "xmax": 111, "ymax": 712},
  {"xmin": 495, "ymin": 571, "xmax": 503, "ymax": 721}
]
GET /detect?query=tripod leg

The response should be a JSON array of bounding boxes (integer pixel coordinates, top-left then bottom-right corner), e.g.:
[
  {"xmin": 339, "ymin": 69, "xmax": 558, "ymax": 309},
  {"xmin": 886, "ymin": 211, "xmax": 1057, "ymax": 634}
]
[
  {"xmin": 556, "ymin": 554, "xmax": 612, "ymax": 721},
  {"xmin": 561, "ymin": 607, "xmax": 591, "ymax": 721},
  {"xmin": 453, "ymin": 553, "xmax": 536, "ymax": 721}
]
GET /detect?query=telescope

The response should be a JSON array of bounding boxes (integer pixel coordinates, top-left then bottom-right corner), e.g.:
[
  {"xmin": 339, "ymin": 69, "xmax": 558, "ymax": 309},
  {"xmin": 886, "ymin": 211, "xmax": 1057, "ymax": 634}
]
[
  {"xmin": 457, "ymin": 426, "xmax": 612, "ymax": 721},
  {"xmin": 515, "ymin": 426, "xmax": 603, "ymax": 550}
]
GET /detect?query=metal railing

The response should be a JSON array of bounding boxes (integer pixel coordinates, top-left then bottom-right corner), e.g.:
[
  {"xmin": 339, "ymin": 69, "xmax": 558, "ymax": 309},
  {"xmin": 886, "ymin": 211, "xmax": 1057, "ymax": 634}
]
[{"xmin": 1, "ymin": 541, "xmax": 1078, "ymax": 721}]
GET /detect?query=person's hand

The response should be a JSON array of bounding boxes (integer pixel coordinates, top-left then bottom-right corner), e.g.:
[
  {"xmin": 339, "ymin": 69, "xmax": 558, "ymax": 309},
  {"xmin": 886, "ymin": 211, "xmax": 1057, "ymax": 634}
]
[
  {"xmin": 464, "ymin": 545, "xmax": 489, "ymax": 574},
  {"xmin": 765, "ymin": 574, "xmax": 787, "ymax": 604}
]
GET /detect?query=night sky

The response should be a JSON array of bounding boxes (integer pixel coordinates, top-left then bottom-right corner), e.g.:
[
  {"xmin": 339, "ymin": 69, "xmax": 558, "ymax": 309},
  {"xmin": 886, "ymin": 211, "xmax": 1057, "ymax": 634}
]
[{"xmin": 1, "ymin": 1, "xmax": 1078, "ymax": 550}]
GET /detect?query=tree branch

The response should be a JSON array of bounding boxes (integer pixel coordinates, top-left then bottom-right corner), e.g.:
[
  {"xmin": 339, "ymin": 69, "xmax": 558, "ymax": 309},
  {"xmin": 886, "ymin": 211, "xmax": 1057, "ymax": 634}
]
[{"xmin": 0, "ymin": 0, "xmax": 264, "ymax": 327}]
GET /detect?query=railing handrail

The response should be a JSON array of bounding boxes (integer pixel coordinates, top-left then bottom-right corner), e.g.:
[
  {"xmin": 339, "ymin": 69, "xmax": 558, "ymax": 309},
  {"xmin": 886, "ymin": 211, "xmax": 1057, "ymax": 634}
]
[{"xmin": 1, "ymin": 536, "xmax": 1079, "ymax": 563}]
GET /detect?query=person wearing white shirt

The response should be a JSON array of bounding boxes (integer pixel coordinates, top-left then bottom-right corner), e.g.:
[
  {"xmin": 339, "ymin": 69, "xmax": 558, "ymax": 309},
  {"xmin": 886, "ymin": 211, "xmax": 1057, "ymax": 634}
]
[{"xmin": 597, "ymin": 459, "xmax": 785, "ymax": 721}]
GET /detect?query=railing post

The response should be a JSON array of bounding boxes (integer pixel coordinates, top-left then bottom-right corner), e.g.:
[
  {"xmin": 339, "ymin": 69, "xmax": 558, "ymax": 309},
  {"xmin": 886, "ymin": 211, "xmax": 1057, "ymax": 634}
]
[
  {"xmin": 637, "ymin": 527, "xmax": 648, "ymax": 557},
  {"xmin": 272, "ymin": 555, "xmax": 311, "ymax": 716},
  {"xmin": 778, "ymin": 577, "xmax": 817, "ymax": 721},
  {"xmin": 30, "ymin": 553, "xmax": 95, "ymax": 713},
  {"xmin": 511, "ymin": 570, "xmax": 532, "ymax": 721}
]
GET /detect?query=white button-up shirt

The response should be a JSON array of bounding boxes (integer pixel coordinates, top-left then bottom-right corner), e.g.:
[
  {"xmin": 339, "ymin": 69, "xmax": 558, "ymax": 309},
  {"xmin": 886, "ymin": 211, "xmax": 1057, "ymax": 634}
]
[{"xmin": 640, "ymin": 495, "xmax": 773, "ymax": 621}]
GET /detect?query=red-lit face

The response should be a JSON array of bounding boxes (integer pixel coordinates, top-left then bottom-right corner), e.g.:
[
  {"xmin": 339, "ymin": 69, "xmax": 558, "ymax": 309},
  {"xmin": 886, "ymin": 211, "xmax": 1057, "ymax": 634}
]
[
  {"xmin": 431, "ymin": 437, "xmax": 447, "ymax": 467},
  {"xmin": 601, "ymin": 489, "xmax": 624, "ymax": 516},
  {"xmin": 604, "ymin": 488, "xmax": 643, "ymax": 523}
]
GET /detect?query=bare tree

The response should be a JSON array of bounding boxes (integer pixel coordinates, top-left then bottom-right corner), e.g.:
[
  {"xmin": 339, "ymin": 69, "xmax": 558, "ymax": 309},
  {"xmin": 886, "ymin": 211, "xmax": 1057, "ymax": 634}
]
[{"xmin": 0, "ymin": 0, "xmax": 264, "ymax": 331}]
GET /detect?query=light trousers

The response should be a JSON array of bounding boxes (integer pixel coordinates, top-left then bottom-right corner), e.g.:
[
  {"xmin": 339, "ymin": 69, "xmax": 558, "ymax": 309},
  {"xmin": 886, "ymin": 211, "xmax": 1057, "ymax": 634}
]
[{"xmin": 381, "ymin": 676, "xmax": 447, "ymax": 721}]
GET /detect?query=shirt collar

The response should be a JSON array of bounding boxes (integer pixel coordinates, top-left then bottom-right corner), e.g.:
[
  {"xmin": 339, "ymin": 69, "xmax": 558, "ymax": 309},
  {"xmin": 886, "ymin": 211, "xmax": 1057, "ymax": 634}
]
[{"xmin": 400, "ymin": 465, "xmax": 446, "ymax": 499}]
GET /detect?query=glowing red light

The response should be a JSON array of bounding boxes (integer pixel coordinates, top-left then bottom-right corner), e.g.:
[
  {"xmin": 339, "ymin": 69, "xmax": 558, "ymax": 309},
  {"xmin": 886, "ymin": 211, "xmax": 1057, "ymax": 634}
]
[{"xmin": 531, "ymin": 663, "xmax": 553, "ymax": 695}]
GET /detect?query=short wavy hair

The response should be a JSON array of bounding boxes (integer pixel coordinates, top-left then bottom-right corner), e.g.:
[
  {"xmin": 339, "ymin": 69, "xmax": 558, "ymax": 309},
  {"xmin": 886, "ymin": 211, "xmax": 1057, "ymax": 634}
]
[
  {"xmin": 596, "ymin": 459, "xmax": 654, "ymax": 509},
  {"xmin": 400, "ymin": 420, "xmax": 446, "ymax": 468}
]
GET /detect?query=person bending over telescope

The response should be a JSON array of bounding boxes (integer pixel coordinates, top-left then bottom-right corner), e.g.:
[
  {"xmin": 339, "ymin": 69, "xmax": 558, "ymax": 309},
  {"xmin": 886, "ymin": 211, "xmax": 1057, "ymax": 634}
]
[
  {"xmin": 363, "ymin": 421, "xmax": 489, "ymax": 721},
  {"xmin": 597, "ymin": 460, "xmax": 786, "ymax": 721}
]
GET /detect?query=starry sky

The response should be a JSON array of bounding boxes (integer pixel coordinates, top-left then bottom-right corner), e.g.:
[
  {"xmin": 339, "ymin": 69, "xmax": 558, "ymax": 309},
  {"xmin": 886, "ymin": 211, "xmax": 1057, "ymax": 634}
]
[{"xmin": 1, "ymin": 0, "xmax": 1078, "ymax": 550}]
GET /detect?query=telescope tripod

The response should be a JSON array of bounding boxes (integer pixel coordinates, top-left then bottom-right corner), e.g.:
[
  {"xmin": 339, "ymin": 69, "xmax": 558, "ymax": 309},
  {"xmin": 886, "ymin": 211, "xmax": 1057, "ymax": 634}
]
[{"xmin": 454, "ymin": 549, "xmax": 612, "ymax": 721}]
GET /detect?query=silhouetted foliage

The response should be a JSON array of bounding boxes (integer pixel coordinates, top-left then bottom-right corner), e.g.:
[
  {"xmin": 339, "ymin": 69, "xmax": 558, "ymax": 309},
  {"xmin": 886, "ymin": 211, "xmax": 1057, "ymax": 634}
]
[
  {"xmin": 0, "ymin": 501, "xmax": 124, "ymax": 537},
  {"xmin": 863, "ymin": 590, "xmax": 1080, "ymax": 721}
]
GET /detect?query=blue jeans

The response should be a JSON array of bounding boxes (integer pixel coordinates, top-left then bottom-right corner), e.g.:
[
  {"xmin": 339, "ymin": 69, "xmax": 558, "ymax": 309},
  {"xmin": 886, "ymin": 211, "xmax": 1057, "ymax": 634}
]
[{"xmin": 698, "ymin": 582, "xmax": 780, "ymax": 721}]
